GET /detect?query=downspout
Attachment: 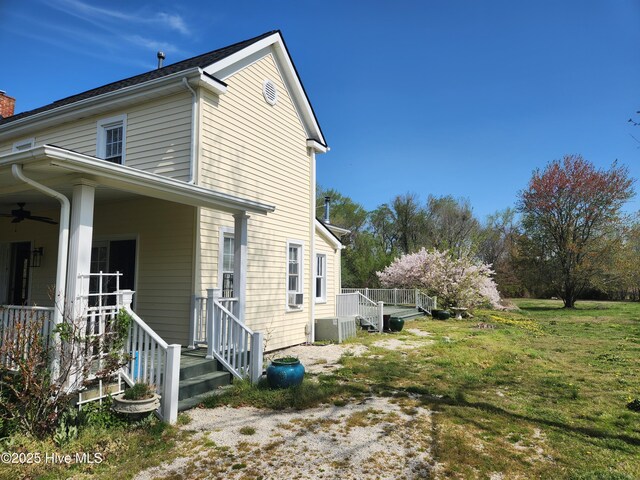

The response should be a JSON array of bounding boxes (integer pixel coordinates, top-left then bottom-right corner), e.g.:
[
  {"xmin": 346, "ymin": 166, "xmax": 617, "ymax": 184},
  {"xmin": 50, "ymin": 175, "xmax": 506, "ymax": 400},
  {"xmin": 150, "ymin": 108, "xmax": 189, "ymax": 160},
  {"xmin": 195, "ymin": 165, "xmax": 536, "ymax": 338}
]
[
  {"xmin": 181, "ymin": 77, "xmax": 198, "ymax": 184},
  {"xmin": 11, "ymin": 164, "xmax": 70, "ymax": 327},
  {"xmin": 182, "ymin": 76, "xmax": 200, "ymax": 335},
  {"xmin": 309, "ymin": 148, "xmax": 316, "ymax": 343}
]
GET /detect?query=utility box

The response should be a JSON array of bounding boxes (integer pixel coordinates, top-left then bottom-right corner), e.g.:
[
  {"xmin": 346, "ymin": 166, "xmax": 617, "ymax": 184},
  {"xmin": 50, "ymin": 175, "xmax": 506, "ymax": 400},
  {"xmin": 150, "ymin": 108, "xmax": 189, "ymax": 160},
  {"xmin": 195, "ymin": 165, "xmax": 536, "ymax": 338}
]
[{"xmin": 315, "ymin": 317, "xmax": 357, "ymax": 343}]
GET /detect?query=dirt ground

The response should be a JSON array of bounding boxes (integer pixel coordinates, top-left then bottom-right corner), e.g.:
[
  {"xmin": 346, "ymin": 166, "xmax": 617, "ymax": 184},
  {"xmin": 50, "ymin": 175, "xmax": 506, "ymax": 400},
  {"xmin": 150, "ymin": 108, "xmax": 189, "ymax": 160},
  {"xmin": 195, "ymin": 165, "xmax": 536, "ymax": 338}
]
[{"xmin": 135, "ymin": 341, "xmax": 441, "ymax": 479}]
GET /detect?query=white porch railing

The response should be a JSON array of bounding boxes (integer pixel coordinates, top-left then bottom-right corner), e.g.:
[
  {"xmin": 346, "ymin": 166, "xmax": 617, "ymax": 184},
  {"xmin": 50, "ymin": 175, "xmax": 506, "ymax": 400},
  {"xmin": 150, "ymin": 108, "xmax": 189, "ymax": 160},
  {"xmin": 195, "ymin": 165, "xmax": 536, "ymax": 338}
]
[
  {"xmin": 190, "ymin": 295, "xmax": 238, "ymax": 349},
  {"xmin": 416, "ymin": 290, "xmax": 437, "ymax": 314},
  {"xmin": 336, "ymin": 292, "xmax": 384, "ymax": 333},
  {"xmin": 0, "ymin": 306, "xmax": 55, "ymax": 369},
  {"xmin": 196, "ymin": 288, "xmax": 263, "ymax": 383},
  {"xmin": 341, "ymin": 288, "xmax": 436, "ymax": 314},
  {"xmin": 117, "ymin": 290, "xmax": 180, "ymax": 424}
]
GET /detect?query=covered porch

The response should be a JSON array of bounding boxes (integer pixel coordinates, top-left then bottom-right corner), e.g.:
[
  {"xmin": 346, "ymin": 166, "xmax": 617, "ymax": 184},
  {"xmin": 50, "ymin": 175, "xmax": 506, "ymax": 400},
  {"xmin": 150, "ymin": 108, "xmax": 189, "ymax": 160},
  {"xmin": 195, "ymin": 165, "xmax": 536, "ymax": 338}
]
[{"xmin": 0, "ymin": 145, "xmax": 274, "ymax": 421}]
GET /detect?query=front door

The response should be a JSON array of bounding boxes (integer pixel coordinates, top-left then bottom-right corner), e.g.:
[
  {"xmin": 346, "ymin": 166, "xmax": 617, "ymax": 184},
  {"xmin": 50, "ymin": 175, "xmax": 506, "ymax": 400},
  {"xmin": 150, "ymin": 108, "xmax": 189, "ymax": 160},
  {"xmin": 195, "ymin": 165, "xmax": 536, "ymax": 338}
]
[
  {"xmin": 8, "ymin": 241, "xmax": 31, "ymax": 305},
  {"xmin": 90, "ymin": 239, "xmax": 136, "ymax": 305}
]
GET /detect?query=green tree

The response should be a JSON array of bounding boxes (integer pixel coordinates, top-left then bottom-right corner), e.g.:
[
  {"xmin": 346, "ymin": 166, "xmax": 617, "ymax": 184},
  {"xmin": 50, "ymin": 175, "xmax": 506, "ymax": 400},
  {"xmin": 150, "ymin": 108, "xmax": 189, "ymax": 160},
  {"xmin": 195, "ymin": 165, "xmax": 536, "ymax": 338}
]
[
  {"xmin": 518, "ymin": 155, "xmax": 634, "ymax": 308},
  {"xmin": 425, "ymin": 195, "xmax": 480, "ymax": 258}
]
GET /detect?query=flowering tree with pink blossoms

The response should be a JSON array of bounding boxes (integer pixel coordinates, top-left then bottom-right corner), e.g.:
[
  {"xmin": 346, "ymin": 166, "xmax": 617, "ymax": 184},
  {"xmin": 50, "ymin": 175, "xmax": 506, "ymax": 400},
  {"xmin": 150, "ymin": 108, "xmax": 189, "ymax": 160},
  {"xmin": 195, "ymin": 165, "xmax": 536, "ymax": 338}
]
[{"xmin": 377, "ymin": 248, "xmax": 502, "ymax": 309}]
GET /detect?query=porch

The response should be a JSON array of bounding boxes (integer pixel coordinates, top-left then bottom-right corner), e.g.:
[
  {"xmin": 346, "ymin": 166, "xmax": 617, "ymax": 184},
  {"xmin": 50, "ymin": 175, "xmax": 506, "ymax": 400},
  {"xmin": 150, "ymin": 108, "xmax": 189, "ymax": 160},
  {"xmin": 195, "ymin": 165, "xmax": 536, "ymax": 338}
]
[
  {"xmin": 336, "ymin": 288, "xmax": 437, "ymax": 332},
  {"xmin": 0, "ymin": 145, "xmax": 274, "ymax": 423}
]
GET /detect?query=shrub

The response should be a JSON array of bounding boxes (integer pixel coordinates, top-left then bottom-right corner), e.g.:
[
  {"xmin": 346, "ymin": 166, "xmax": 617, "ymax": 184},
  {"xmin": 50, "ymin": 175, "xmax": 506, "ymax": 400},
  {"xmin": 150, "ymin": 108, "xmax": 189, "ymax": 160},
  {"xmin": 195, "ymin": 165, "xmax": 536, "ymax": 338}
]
[
  {"xmin": 123, "ymin": 382, "xmax": 156, "ymax": 400},
  {"xmin": 377, "ymin": 248, "xmax": 502, "ymax": 309}
]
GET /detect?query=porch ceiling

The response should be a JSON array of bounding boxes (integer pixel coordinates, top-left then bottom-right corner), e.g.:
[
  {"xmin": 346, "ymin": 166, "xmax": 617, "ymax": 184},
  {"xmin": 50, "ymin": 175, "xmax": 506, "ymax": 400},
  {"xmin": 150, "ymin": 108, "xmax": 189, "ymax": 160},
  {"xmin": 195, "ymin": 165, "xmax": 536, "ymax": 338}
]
[{"xmin": 0, "ymin": 145, "xmax": 276, "ymax": 215}]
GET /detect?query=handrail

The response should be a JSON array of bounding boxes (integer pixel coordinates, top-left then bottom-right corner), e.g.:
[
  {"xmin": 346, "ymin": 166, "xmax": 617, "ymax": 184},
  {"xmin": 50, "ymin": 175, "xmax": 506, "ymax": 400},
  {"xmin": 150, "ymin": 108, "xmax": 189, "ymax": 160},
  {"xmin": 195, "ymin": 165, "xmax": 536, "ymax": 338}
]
[
  {"xmin": 336, "ymin": 292, "xmax": 384, "ymax": 333},
  {"xmin": 204, "ymin": 289, "xmax": 263, "ymax": 384},
  {"xmin": 118, "ymin": 290, "xmax": 180, "ymax": 424},
  {"xmin": 342, "ymin": 288, "xmax": 436, "ymax": 312}
]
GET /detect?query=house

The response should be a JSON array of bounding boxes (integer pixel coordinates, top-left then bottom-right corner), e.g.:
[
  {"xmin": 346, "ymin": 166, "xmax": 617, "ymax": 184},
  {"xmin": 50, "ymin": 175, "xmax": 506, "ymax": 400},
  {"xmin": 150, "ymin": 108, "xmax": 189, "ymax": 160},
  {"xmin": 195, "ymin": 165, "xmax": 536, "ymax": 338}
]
[{"xmin": 0, "ymin": 31, "xmax": 344, "ymax": 421}]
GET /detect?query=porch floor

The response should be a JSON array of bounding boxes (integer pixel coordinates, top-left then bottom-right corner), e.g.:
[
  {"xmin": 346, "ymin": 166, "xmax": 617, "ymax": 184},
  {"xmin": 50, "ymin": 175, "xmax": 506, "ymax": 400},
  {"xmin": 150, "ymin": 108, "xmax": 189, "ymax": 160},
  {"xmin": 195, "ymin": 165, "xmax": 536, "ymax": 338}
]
[{"xmin": 383, "ymin": 305, "xmax": 426, "ymax": 321}]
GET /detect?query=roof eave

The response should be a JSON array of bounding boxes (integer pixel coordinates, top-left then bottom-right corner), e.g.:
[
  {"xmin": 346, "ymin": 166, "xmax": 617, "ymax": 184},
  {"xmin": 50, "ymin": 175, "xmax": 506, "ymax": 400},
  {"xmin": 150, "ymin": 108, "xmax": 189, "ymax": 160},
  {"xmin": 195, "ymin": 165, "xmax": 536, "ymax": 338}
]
[
  {"xmin": 315, "ymin": 218, "xmax": 344, "ymax": 249},
  {"xmin": 0, "ymin": 145, "xmax": 275, "ymax": 215},
  {"xmin": 0, "ymin": 67, "xmax": 205, "ymax": 138},
  {"xmin": 204, "ymin": 31, "xmax": 328, "ymax": 148}
]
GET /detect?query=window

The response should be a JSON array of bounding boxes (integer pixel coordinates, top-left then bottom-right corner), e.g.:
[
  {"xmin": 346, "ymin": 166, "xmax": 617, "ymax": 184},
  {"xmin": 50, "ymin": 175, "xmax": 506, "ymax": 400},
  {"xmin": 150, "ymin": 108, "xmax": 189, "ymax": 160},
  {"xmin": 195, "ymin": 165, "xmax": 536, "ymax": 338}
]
[
  {"xmin": 315, "ymin": 254, "xmax": 326, "ymax": 303},
  {"xmin": 286, "ymin": 241, "xmax": 304, "ymax": 308},
  {"xmin": 97, "ymin": 114, "xmax": 127, "ymax": 164},
  {"xmin": 222, "ymin": 235, "xmax": 234, "ymax": 298},
  {"xmin": 12, "ymin": 138, "xmax": 34, "ymax": 152}
]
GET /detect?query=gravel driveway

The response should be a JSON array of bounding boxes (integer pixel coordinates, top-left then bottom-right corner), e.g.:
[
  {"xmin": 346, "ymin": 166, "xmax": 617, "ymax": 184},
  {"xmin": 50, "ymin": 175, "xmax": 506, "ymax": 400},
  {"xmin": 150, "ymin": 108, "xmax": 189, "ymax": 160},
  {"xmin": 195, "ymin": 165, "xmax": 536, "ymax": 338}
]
[{"xmin": 136, "ymin": 341, "xmax": 439, "ymax": 479}]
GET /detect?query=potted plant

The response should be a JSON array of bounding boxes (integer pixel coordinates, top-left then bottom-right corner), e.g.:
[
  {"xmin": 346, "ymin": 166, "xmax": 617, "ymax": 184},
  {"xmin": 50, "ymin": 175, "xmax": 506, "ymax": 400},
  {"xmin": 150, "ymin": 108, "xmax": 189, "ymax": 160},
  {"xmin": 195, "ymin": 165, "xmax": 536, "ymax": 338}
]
[
  {"xmin": 431, "ymin": 309, "xmax": 451, "ymax": 320},
  {"xmin": 112, "ymin": 382, "xmax": 160, "ymax": 418},
  {"xmin": 266, "ymin": 356, "xmax": 305, "ymax": 388}
]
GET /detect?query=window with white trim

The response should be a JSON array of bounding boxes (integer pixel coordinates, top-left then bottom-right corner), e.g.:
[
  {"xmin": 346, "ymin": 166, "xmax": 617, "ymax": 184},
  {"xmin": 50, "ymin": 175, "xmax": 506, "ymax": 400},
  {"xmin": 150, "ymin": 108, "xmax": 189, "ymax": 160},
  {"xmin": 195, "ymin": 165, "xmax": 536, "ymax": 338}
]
[
  {"xmin": 315, "ymin": 254, "xmax": 327, "ymax": 303},
  {"xmin": 286, "ymin": 241, "xmax": 304, "ymax": 308},
  {"xmin": 12, "ymin": 138, "xmax": 34, "ymax": 152},
  {"xmin": 222, "ymin": 234, "xmax": 234, "ymax": 298},
  {"xmin": 97, "ymin": 114, "xmax": 127, "ymax": 164}
]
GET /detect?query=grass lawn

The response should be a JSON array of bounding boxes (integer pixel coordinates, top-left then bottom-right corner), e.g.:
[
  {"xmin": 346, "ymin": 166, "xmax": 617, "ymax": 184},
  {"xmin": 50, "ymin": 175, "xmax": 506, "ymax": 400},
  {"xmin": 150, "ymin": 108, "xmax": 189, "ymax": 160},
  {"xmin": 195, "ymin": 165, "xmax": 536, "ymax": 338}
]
[
  {"xmin": 350, "ymin": 299, "xmax": 640, "ymax": 479},
  {"xmin": 206, "ymin": 298, "xmax": 640, "ymax": 479},
  {"xmin": 3, "ymin": 299, "xmax": 638, "ymax": 479}
]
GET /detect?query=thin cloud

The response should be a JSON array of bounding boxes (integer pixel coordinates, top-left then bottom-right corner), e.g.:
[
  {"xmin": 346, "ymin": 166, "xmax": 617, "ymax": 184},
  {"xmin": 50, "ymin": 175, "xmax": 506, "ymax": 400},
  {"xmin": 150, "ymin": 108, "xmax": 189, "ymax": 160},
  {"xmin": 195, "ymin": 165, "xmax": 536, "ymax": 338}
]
[
  {"xmin": 156, "ymin": 12, "xmax": 190, "ymax": 36},
  {"xmin": 53, "ymin": 0, "xmax": 192, "ymax": 35},
  {"xmin": 124, "ymin": 35, "xmax": 183, "ymax": 55}
]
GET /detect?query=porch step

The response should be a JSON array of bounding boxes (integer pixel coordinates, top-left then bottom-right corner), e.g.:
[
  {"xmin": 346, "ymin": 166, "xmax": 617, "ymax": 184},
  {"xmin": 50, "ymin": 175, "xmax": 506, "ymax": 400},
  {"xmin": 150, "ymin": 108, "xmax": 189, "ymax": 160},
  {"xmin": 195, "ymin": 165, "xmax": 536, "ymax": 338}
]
[
  {"xmin": 178, "ymin": 371, "xmax": 231, "ymax": 401},
  {"xmin": 178, "ymin": 386, "xmax": 232, "ymax": 412},
  {"xmin": 177, "ymin": 347, "xmax": 231, "ymax": 412},
  {"xmin": 391, "ymin": 308, "xmax": 426, "ymax": 321}
]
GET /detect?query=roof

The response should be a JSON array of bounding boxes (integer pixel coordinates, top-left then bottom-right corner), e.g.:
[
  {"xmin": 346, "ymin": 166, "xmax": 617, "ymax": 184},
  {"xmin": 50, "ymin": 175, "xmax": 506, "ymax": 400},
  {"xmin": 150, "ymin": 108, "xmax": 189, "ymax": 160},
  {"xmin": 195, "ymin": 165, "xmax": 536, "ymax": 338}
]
[
  {"xmin": 0, "ymin": 145, "xmax": 276, "ymax": 215},
  {"xmin": 316, "ymin": 217, "xmax": 344, "ymax": 247},
  {"xmin": 0, "ymin": 31, "xmax": 277, "ymax": 126}
]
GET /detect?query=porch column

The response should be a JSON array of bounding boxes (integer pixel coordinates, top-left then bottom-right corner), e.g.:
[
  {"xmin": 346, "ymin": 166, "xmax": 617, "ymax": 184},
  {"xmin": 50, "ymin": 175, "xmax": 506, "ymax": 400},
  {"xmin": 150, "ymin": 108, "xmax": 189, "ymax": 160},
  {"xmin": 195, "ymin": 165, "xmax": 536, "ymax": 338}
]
[
  {"xmin": 65, "ymin": 182, "xmax": 95, "ymax": 320},
  {"xmin": 233, "ymin": 212, "xmax": 249, "ymax": 323}
]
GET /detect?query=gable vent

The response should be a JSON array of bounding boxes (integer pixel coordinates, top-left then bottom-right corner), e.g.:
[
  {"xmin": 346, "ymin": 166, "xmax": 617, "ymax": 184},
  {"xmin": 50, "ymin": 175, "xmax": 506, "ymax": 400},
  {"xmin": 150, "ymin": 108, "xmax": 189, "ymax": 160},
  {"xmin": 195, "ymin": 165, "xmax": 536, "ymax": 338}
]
[{"xmin": 262, "ymin": 79, "xmax": 278, "ymax": 106}]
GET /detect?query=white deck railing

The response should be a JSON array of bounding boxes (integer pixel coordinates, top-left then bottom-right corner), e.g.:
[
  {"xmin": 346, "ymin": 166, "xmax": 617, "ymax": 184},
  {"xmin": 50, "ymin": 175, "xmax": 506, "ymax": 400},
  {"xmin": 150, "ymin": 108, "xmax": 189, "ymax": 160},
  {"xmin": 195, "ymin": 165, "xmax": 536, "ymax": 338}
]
[
  {"xmin": 195, "ymin": 288, "xmax": 262, "ymax": 383},
  {"xmin": 341, "ymin": 288, "xmax": 436, "ymax": 313},
  {"xmin": 0, "ymin": 306, "xmax": 55, "ymax": 369},
  {"xmin": 336, "ymin": 292, "xmax": 384, "ymax": 333}
]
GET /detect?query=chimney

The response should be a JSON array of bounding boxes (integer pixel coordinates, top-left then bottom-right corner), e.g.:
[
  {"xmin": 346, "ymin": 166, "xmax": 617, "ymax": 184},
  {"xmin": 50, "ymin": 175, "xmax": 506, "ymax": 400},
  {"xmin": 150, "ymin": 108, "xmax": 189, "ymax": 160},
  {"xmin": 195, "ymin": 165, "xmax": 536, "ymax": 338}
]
[
  {"xmin": 157, "ymin": 51, "xmax": 165, "ymax": 69},
  {"xmin": 323, "ymin": 196, "xmax": 331, "ymax": 224},
  {"xmin": 0, "ymin": 91, "xmax": 15, "ymax": 119}
]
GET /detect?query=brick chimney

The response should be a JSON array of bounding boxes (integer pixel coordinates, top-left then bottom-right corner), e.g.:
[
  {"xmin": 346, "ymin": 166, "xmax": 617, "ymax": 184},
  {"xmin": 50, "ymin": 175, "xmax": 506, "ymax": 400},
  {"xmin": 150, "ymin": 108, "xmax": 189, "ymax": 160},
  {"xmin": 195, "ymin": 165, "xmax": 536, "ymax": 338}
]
[{"xmin": 0, "ymin": 91, "xmax": 16, "ymax": 119}]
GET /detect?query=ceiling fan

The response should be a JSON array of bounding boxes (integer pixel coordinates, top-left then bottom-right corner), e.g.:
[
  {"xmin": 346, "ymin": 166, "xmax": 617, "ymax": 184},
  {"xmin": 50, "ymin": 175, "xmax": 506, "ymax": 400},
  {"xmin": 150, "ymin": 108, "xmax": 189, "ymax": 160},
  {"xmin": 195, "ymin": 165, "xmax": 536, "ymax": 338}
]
[{"xmin": 0, "ymin": 203, "xmax": 58, "ymax": 225}]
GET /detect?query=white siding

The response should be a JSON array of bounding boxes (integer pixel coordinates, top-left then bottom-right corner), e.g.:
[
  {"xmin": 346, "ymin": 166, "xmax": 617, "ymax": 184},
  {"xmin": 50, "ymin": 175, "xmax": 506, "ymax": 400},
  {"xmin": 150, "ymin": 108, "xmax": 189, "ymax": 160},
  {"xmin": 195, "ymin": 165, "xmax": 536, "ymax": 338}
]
[
  {"xmin": 94, "ymin": 198, "xmax": 195, "ymax": 345},
  {"xmin": 0, "ymin": 207, "xmax": 60, "ymax": 307},
  {"xmin": 0, "ymin": 93, "xmax": 193, "ymax": 181},
  {"xmin": 198, "ymin": 53, "xmax": 312, "ymax": 351},
  {"xmin": 314, "ymin": 230, "xmax": 340, "ymax": 319}
]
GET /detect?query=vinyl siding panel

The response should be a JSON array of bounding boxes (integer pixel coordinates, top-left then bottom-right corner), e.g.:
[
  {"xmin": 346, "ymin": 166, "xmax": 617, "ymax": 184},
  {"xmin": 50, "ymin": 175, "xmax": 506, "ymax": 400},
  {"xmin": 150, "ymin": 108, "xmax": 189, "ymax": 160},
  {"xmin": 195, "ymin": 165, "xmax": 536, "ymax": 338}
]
[
  {"xmin": 314, "ymin": 232, "xmax": 340, "ymax": 319},
  {"xmin": 93, "ymin": 198, "xmax": 194, "ymax": 345},
  {"xmin": 0, "ymin": 93, "xmax": 192, "ymax": 181},
  {"xmin": 198, "ymin": 53, "xmax": 312, "ymax": 351},
  {"xmin": 0, "ymin": 207, "xmax": 61, "ymax": 307}
]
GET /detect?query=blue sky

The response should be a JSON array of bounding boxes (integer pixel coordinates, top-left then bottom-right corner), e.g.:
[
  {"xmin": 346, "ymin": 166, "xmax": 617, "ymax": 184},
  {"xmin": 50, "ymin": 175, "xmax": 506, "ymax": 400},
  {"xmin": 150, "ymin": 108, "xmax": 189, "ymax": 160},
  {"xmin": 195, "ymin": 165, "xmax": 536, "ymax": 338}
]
[{"xmin": 1, "ymin": 0, "xmax": 639, "ymax": 219}]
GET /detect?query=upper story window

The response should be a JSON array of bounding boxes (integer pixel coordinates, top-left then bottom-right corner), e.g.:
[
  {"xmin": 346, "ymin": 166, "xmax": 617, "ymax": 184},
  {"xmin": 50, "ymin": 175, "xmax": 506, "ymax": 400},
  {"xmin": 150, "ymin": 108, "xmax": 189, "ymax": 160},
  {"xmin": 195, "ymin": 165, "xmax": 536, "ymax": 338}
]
[
  {"xmin": 97, "ymin": 114, "xmax": 127, "ymax": 164},
  {"xmin": 12, "ymin": 138, "xmax": 34, "ymax": 152}
]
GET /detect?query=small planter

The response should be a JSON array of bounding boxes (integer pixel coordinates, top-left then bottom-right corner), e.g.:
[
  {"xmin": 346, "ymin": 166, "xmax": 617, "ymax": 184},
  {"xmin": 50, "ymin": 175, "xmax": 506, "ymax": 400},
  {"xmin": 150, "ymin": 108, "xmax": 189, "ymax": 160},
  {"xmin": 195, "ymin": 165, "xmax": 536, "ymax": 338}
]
[
  {"xmin": 112, "ymin": 392, "xmax": 160, "ymax": 417},
  {"xmin": 266, "ymin": 357, "xmax": 305, "ymax": 389},
  {"xmin": 112, "ymin": 382, "xmax": 160, "ymax": 420},
  {"xmin": 432, "ymin": 309, "xmax": 451, "ymax": 320},
  {"xmin": 388, "ymin": 317, "xmax": 405, "ymax": 332}
]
